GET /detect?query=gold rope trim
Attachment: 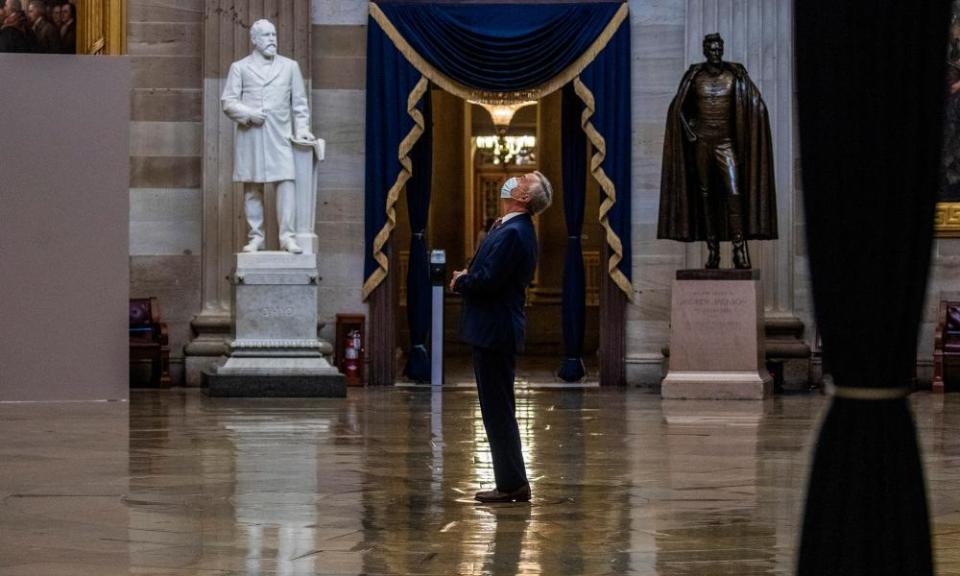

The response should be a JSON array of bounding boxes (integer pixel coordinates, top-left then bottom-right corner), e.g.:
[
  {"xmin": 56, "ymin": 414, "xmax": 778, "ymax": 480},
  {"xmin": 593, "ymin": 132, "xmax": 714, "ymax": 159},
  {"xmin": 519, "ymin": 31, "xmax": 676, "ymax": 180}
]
[
  {"xmin": 825, "ymin": 382, "xmax": 912, "ymax": 401},
  {"xmin": 362, "ymin": 76, "xmax": 430, "ymax": 301},
  {"xmin": 574, "ymin": 77, "xmax": 634, "ymax": 301},
  {"xmin": 369, "ymin": 2, "xmax": 629, "ymax": 104}
]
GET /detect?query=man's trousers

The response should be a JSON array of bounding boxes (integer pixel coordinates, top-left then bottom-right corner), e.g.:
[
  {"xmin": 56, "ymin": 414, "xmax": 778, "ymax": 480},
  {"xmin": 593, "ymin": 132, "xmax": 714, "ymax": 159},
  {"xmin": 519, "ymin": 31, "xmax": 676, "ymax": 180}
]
[{"xmin": 473, "ymin": 346, "xmax": 528, "ymax": 492}]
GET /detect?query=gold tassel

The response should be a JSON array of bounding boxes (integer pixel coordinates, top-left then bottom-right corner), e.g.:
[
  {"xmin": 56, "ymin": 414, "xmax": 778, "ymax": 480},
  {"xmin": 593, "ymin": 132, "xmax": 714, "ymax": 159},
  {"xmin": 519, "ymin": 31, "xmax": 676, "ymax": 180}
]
[{"xmin": 574, "ymin": 77, "xmax": 634, "ymax": 301}]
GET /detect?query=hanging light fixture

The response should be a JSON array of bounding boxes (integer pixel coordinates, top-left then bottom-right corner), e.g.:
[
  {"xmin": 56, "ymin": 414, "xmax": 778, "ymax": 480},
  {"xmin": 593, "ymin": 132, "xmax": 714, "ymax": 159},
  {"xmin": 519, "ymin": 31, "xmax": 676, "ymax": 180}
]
[
  {"xmin": 475, "ymin": 101, "xmax": 537, "ymax": 131},
  {"xmin": 471, "ymin": 99, "xmax": 537, "ymax": 165}
]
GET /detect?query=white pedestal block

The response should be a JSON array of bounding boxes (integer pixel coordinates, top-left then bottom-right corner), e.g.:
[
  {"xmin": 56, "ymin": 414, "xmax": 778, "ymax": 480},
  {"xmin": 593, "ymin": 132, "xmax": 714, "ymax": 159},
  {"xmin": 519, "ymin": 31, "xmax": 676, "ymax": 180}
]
[
  {"xmin": 661, "ymin": 269, "xmax": 772, "ymax": 400},
  {"xmin": 206, "ymin": 252, "xmax": 344, "ymax": 397}
]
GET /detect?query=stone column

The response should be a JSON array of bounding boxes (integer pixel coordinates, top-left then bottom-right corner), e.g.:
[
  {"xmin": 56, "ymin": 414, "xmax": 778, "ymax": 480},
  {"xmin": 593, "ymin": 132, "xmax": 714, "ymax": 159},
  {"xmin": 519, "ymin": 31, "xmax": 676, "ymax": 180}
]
[
  {"xmin": 185, "ymin": 0, "xmax": 312, "ymax": 385},
  {"xmin": 684, "ymin": 0, "xmax": 809, "ymax": 382}
]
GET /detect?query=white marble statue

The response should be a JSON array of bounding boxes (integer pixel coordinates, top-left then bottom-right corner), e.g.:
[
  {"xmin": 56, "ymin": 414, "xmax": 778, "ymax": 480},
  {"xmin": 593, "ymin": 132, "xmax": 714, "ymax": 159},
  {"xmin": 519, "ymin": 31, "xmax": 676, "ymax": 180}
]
[{"xmin": 222, "ymin": 19, "xmax": 315, "ymax": 254}]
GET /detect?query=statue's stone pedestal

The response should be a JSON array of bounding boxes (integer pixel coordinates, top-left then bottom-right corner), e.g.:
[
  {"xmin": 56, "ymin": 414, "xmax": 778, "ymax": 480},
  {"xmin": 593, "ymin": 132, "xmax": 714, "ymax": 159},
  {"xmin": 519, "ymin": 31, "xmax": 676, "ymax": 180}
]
[
  {"xmin": 204, "ymin": 252, "xmax": 345, "ymax": 397},
  {"xmin": 661, "ymin": 269, "xmax": 772, "ymax": 400}
]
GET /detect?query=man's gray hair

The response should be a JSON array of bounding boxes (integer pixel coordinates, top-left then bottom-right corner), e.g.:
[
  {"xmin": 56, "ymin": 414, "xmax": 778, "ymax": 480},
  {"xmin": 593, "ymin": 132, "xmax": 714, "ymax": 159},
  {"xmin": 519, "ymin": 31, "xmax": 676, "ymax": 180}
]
[
  {"xmin": 249, "ymin": 19, "xmax": 274, "ymax": 43},
  {"xmin": 27, "ymin": 0, "xmax": 43, "ymax": 11},
  {"xmin": 8, "ymin": 0, "xmax": 23, "ymax": 12},
  {"xmin": 527, "ymin": 171, "xmax": 553, "ymax": 216}
]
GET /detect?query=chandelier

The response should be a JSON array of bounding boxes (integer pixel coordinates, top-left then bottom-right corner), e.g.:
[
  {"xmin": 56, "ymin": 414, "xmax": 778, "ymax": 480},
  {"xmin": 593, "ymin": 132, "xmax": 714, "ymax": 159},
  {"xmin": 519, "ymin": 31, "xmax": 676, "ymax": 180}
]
[
  {"xmin": 475, "ymin": 135, "xmax": 537, "ymax": 165},
  {"xmin": 471, "ymin": 100, "xmax": 538, "ymax": 165}
]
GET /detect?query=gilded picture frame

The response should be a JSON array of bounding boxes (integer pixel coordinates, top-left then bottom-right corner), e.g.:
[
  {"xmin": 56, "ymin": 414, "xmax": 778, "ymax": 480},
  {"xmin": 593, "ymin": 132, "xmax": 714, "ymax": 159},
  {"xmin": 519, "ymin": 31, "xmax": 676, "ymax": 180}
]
[
  {"xmin": 935, "ymin": 204, "xmax": 960, "ymax": 237},
  {"xmin": 938, "ymin": 1, "xmax": 960, "ymax": 237}
]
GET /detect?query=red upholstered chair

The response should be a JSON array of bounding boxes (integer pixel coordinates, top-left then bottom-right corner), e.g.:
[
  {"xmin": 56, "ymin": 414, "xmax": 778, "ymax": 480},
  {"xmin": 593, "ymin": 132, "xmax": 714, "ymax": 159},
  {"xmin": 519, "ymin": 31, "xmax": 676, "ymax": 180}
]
[
  {"xmin": 933, "ymin": 299, "xmax": 960, "ymax": 393},
  {"xmin": 129, "ymin": 297, "xmax": 171, "ymax": 387}
]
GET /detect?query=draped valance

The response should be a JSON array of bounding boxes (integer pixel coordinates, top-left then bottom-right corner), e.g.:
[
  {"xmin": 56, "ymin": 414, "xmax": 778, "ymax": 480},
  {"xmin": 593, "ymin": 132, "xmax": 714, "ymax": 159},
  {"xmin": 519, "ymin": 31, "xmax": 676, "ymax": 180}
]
[{"xmin": 363, "ymin": 1, "xmax": 632, "ymax": 300}]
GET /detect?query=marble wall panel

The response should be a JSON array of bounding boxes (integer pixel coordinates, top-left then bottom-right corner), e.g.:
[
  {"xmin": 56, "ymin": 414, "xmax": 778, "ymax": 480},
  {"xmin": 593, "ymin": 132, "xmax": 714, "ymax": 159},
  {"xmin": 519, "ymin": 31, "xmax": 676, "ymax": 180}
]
[
  {"xmin": 129, "ymin": 122, "xmax": 202, "ymax": 157},
  {"xmin": 311, "ymin": 0, "xmax": 368, "ymax": 26},
  {"xmin": 130, "ymin": 188, "xmax": 202, "ymax": 256},
  {"xmin": 632, "ymin": 91, "xmax": 675, "ymax": 122},
  {"xmin": 312, "ymin": 86, "xmax": 367, "ymax": 330},
  {"xmin": 632, "ymin": 258, "xmax": 683, "ymax": 294},
  {"xmin": 314, "ymin": 57, "xmax": 365, "ymax": 90},
  {"xmin": 633, "ymin": 121, "xmax": 667, "ymax": 159},
  {"xmin": 632, "ymin": 156, "xmax": 668, "ymax": 196},
  {"xmin": 130, "ymin": 156, "xmax": 202, "ymax": 189},
  {"xmin": 128, "ymin": 0, "xmax": 203, "ymax": 23},
  {"xmin": 633, "ymin": 222, "xmax": 667, "ymax": 248},
  {"xmin": 128, "ymin": 22, "xmax": 203, "ymax": 56},
  {"xmin": 129, "ymin": 255, "xmax": 202, "ymax": 361},
  {"xmin": 629, "ymin": 0, "xmax": 686, "ymax": 26},
  {"xmin": 315, "ymin": 223, "xmax": 366, "ymax": 287},
  {"xmin": 312, "ymin": 25, "xmax": 366, "ymax": 90},
  {"xmin": 627, "ymin": 318, "xmax": 671, "ymax": 350},
  {"xmin": 632, "ymin": 24, "xmax": 685, "ymax": 59},
  {"xmin": 317, "ymin": 187, "xmax": 365, "ymax": 222},
  {"xmin": 131, "ymin": 57, "xmax": 202, "ymax": 89},
  {"xmin": 632, "ymin": 56, "xmax": 688, "ymax": 95},
  {"xmin": 131, "ymin": 89, "xmax": 203, "ymax": 123},
  {"xmin": 313, "ymin": 89, "xmax": 366, "ymax": 190},
  {"xmin": 633, "ymin": 238, "xmax": 686, "ymax": 260}
]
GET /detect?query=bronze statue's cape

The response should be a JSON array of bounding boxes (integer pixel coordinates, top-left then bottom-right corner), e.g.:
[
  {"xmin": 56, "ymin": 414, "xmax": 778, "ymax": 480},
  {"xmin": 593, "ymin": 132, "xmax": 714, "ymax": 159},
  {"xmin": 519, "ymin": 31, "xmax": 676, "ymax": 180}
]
[{"xmin": 657, "ymin": 62, "xmax": 778, "ymax": 241}]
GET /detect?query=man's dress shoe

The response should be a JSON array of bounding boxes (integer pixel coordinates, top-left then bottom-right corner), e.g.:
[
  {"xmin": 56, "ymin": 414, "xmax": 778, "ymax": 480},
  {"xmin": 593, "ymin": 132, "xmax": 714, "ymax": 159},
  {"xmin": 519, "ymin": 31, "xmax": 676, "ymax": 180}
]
[{"xmin": 474, "ymin": 483, "xmax": 531, "ymax": 503}]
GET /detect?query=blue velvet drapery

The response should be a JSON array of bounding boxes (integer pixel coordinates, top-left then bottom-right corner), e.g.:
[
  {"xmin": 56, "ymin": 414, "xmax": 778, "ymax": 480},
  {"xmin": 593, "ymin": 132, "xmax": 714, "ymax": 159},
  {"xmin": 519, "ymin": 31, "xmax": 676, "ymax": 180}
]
[
  {"xmin": 559, "ymin": 83, "xmax": 587, "ymax": 382},
  {"xmin": 364, "ymin": 19, "xmax": 425, "ymax": 296},
  {"xmin": 374, "ymin": 2, "xmax": 621, "ymax": 91},
  {"xmin": 403, "ymin": 93, "xmax": 433, "ymax": 382}
]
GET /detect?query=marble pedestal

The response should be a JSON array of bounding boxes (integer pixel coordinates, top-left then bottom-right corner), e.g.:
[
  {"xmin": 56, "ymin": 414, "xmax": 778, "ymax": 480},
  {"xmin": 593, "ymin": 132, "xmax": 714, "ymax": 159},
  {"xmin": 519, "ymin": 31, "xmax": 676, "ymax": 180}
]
[
  {"xmin": 204, "ymin": 252, "xmax": 345, "ymax": 397},
  {"xmin": 661, "ymin": 269, "xmax": 772, "ymax": 400}
]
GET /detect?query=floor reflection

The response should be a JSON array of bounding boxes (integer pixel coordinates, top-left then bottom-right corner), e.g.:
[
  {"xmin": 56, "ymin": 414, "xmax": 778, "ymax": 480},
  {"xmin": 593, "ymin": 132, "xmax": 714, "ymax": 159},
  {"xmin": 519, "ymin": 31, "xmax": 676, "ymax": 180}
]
[{"xmin": 2, "ymin": 388, "xmax": 936, "ymax": 574}]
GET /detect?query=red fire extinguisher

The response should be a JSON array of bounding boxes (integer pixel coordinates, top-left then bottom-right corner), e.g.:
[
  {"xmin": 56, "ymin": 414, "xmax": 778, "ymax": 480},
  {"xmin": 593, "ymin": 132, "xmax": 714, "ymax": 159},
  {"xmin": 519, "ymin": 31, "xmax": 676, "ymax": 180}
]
[{"xmin": 344, "ymin": 329, "xmax": 361, "ymax": 385}]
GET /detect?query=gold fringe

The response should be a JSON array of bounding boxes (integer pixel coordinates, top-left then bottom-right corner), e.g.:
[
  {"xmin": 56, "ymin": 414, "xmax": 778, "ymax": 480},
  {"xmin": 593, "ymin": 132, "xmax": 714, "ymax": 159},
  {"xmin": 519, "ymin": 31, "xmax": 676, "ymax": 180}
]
[
  {"xmin": 362, "ymin": 76, "xmax": 430, "ymax": 301},
  {"xmin": 369, "ymin": 2, "xmax": 629, "ymax": 104},
  {"xmin": 574, "ymin": 77, "xmax": 634, "ymax": 301}
]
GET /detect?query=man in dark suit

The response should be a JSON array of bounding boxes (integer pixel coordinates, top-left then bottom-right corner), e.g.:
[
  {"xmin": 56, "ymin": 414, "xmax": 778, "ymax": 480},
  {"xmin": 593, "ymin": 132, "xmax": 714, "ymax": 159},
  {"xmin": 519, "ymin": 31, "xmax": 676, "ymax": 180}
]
[
  {"xmin": 451, "ymin": 170, "xmax": 553, "ymax": 503},
  {"xmin": 26, "ymin": 0, "xmax": 59, "ymax": 53}
]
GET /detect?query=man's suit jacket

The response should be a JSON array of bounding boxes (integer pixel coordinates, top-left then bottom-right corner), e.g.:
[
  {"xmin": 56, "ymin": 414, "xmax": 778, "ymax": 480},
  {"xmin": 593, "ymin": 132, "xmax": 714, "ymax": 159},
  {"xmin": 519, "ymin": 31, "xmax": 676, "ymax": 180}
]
[
  {"xmin": 30, "ymin": 18, "xmax": 59, "ymax": 53},
  {"xmin": 456, "ymin": 213, "xmax": 538, "ymax": 353},
  {"xmin": 221, "ymin": 54, "xmax": 310, "ymax": 183}
]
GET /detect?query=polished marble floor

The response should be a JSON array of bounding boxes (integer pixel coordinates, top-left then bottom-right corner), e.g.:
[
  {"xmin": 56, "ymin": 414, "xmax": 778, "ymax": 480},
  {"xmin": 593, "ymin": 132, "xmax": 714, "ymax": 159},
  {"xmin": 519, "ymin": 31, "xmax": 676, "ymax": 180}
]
[{"xmin": 2, "ymin": 388, "xmax": 960, "ymax": 575}]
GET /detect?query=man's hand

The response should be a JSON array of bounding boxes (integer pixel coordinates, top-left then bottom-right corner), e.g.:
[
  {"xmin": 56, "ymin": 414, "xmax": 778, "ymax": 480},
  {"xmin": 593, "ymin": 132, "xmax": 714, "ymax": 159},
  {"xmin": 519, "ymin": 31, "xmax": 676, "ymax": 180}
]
[
  {"xmin": 298, "ymin": 130, "xmax": 316, "ymax": 141},
  {"xmin": 249, "ymin": 109, "xmax": 266, "ymax": 126},
  {"xmin": 449, "ymin": 269, "xmax": 467, "ymax": 292}
]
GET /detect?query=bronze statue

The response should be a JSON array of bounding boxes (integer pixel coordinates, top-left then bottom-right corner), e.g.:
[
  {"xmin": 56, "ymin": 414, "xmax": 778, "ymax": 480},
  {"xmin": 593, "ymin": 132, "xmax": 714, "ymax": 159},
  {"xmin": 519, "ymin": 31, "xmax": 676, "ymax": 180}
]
[{"xmin": 658, "ymin": 33, "xmax": 777, "ymax": 269}]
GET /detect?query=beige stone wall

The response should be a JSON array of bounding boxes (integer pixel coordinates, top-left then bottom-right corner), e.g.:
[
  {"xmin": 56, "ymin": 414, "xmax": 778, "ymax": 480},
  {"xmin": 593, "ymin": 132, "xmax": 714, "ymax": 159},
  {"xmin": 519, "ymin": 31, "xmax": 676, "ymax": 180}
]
[
  {"xmin": 127, "ymin": 0, "xmax": 204, "ymax": 383},
  {"xmin": 626, "ymin": 0, "xmax": 688, "ymax": 384},
  {"xmin": 311, "ymin": 17, "xmax": 368, "ymax": 345}
]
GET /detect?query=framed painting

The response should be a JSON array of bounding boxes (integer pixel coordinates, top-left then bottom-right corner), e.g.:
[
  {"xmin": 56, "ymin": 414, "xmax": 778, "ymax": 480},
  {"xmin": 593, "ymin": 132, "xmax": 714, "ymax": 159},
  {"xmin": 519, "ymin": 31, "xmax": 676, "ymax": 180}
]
[{"xmin": 937, "ymin": 0, "xmax": 960, "ymax": 236}]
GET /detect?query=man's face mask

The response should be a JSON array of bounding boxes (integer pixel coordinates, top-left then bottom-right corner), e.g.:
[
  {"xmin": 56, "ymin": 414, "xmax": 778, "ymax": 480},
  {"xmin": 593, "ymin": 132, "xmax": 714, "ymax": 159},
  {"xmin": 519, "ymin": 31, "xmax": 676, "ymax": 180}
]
[{"xmin": 500, "ymin": 177, "xmax": 519, "ymax": 199}]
